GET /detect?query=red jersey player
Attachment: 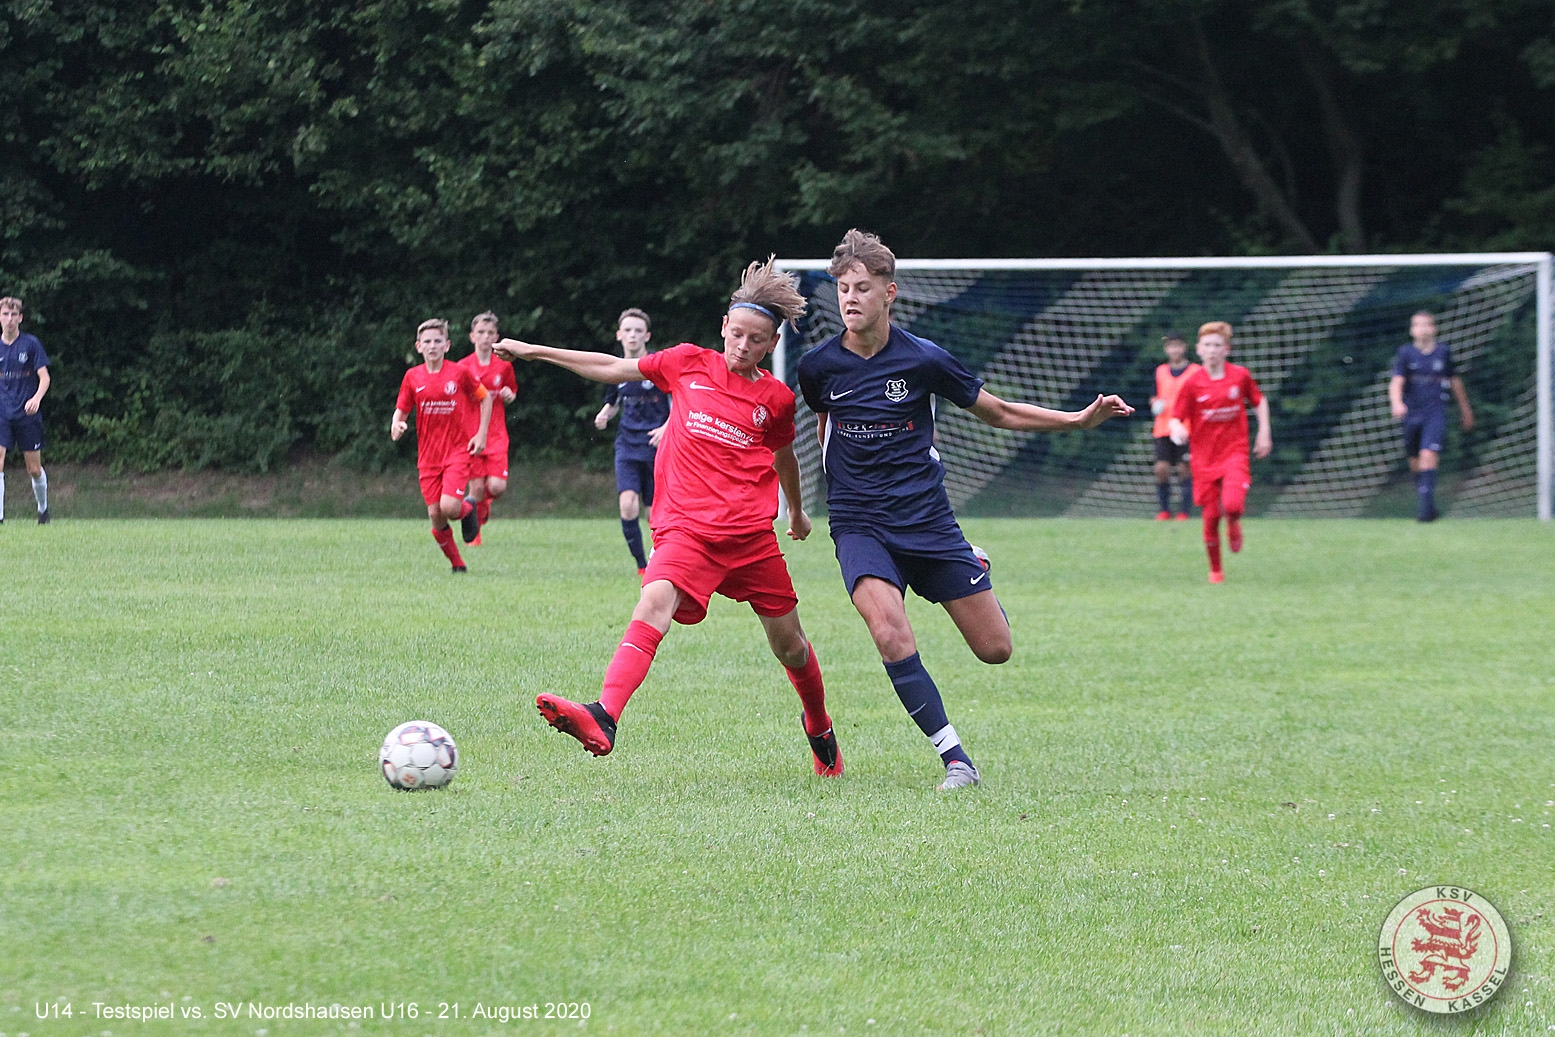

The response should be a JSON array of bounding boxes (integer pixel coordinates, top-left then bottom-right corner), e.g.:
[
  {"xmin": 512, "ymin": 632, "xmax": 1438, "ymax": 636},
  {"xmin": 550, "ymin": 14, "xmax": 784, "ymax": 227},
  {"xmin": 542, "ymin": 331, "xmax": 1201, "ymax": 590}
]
[
  {"xmin": 1169, "ymin": 321, "xmax": 1272, "ymax": 583},
  {"xmin": 459, "ymin": 311, "xmax": 517, "ymax": 543},
  {"xmin": 391, "ymin": 318, "xmax": 494, "ymax": 572},
  {"xmin": 494, "ymin": 258, "xmax": 841, "ymax": 778}
]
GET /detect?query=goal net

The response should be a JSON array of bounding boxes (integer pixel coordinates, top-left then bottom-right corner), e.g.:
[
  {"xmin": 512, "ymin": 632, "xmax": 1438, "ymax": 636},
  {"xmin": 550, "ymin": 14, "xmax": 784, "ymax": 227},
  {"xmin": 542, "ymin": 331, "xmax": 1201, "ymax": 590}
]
[{"xmin": 775, "ymin": 255, "xmax": 1553, "ymax": 521}]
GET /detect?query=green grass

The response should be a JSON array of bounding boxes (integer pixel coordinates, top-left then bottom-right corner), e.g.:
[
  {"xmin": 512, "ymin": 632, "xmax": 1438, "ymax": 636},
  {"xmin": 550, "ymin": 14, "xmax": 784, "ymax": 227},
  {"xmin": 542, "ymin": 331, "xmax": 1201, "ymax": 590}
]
[{"xmin": 2, "ymin": 517, "xmax": 1552, "ymax": 1035}]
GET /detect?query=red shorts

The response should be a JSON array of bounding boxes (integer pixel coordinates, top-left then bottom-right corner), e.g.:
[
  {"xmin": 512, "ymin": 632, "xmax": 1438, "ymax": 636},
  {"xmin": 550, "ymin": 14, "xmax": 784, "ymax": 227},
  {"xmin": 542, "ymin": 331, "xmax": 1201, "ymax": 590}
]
[
  {"xmin": 644, "ymin": 527, "xmax": 799, "ymax": 626},
  {"xmin": 469, "ymin": 446, "xmax": 509, "ymax": 481},
  {"xmin": 1193, "ymin": 460, "xmax": 1250, "ymax": 514},
  {"xmin": 418, "ymin": 456, "xmax": 471, "ymax": 506}
]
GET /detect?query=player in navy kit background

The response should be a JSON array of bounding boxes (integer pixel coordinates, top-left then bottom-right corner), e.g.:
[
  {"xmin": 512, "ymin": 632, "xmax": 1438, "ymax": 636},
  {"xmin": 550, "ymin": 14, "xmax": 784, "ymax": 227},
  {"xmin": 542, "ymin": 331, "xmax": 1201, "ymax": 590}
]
[
  {"xmin": 1388, "ymin": 310, "xmax": 1474, "ymax": 522},
  {"xmin": 0, "ymin": 296, "xmax": 52, "ymax": 524},
  {"xmin": 797, "ymin": 229, "xmax": 1132, "ymax": 790},
  {"xmin": 594, "ymin": 308, "xmax": 670, "ymax": 574}
]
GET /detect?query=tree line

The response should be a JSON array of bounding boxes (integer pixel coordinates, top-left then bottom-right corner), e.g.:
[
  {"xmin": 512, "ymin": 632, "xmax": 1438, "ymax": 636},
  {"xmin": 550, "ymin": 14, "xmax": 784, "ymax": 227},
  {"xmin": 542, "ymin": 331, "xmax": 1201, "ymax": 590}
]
[{"xmin": 3, "ymin": 0, "xmax": 1551, "ymax": 471}]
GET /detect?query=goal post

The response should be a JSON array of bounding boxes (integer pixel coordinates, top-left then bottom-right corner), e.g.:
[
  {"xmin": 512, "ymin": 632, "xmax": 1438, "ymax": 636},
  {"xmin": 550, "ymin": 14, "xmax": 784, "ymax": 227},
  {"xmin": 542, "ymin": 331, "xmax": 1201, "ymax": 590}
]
[{"xmin": 775, "ymin": 253, "xmax": 1554, "ymax": 521}]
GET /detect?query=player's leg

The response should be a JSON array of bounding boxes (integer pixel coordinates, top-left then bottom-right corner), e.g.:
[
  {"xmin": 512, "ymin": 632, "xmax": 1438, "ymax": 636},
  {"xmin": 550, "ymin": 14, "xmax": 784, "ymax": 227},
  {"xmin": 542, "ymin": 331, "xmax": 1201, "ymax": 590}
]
[
  {"xmin": 465, "ymin": 472, "xmax": 487, "ymax": 544},
  {"xmin": 1414, "ymin": 413, "xmax": 1445, "ymax": 521},
  {"xmin": 1197, "ymin": 475, "xmax": 1224, "ymax": 582},
  {"xmin": 942, "ymin": 590, "xmax": 1012, "ymax": 664},
  {"xmin": 757, "ymin": 608, "xmax": 841, "ymax": 776},
  {"xmin": 1174, "ymin": 458, "xmax": 1193, "ymax": 519},
  {"xmin": 431, "ymin": 490, "xmax": 469, "ymax": 571},
  {"xmin": 0, "ymin": 433, "xmax": 9, "ymax": 523},
  {"xmin": 1223, "ymin": 471, "xmax": 1249, "ymax": 554},
  {"xmin": 615, "ymin": 452, "xmax": 649, "ymax": 572},
  {"xmin": 445, "ymin": 460, "xmax": 479, "ymax": 543},
  {"xmin": 1153, "ymin": 453, "xmax": 1172, "ymax": 519},
  {"xmin": 21, "ymin": 416, "xmax": 46, "ymax": 522}
]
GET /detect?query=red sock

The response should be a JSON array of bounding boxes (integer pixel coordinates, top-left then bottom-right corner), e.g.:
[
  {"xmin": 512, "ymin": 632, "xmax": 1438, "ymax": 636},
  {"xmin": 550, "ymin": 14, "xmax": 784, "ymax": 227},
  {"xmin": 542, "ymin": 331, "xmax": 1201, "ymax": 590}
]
[
  {"xmin": 1202, "ymin": 512, "xmax": 1222, "ymax": 571},
  {"xmin": 477, "ymin": 498, "xmax": 491, "ymax": 525},
  {"xmin": 432, "ymin": 526, "xmax": 464, "ymax": 567},
  {"xmin": 785, "ymin": 641, "xmax": 831, "ymax": 736},
  {"xmin": 459, "ymin": 498, "xmax": 473, "ymax": 520},
  {"xmin": 599, "ymin": 619, "xmax": 665, "ymax": 720}
]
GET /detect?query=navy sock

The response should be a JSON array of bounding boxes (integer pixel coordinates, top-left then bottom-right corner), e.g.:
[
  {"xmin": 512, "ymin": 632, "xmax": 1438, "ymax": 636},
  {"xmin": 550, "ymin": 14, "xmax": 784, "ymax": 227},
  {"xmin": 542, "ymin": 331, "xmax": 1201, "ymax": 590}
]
[
  {"xmin": 1156, "ymin": 482, "xmax": 1171, "ymax": 513},
  {"xmin": 1417, "ymin": 469, "xmax": 1438, "ymax": 518},
  {"xmin": 1179, "ymin": 477, "xmax": 1193, "ymax": 514},
  {"xmin": 621, "ymin": 518, "xmax": 648, "ymax": 568},
  {"xmin": 883, "ymin": 652, "xmax": 972, "ymax": 767}
]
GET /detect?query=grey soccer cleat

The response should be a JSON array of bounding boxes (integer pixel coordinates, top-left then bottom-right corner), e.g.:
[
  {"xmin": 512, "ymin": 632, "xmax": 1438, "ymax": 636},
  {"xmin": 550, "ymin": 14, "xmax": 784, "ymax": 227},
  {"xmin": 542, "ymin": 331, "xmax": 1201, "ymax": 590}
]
[{"xmin": 937, "ymin": 760, "xmax": 981, "ymax": 791}]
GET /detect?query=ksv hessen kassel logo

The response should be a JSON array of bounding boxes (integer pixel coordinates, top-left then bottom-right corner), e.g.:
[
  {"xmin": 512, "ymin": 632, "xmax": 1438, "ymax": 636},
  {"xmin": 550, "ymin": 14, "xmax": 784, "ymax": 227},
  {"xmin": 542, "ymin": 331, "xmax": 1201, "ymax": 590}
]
[
  {"xmin": 1378, "ymin": 885, "xmax": 1511, "ymax": 1014},
  {"xmin": 444, "ymin": 381, "xmax": 457, "ymax": 395},
  {"xmin": 751, "ymin": 405, "xmax": 769, "ymax": 428}
]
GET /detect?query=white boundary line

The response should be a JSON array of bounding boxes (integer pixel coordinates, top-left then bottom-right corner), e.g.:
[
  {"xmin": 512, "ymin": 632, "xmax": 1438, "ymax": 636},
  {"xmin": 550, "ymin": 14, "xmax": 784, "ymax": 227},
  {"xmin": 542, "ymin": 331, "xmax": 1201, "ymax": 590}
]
[{"xmin": 776, "ymin": 252, "xmax": 1554, "ymax": 520}]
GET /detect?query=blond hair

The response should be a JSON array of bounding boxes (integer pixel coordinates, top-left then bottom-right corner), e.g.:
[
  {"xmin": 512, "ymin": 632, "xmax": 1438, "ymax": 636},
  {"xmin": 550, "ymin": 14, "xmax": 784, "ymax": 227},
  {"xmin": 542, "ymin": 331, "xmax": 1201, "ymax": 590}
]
[
  {"xmin": 416, "ymin": 318, "xmax": 450, "ymax": 339},
  {"xmin": 470, "ymin": 311, "xmax": 499, "ymax": 330},
  {"xmin": 618, "ymin": 307, "xmax": 651, "ymax": 332},
  {"xmin": 828, "ymin": 228, "xmax": 896, "ymax": 280},
  {"xmin": 1198, "ymin": 321, "xmax": 1232, "ymax": 341},
  {"xmin": 0, "ymin": 297, "xmax": 22, "ymax": 312},
  {"xmin": 729, "ymin": 255, "xmax": 806, "ymax": 325}
]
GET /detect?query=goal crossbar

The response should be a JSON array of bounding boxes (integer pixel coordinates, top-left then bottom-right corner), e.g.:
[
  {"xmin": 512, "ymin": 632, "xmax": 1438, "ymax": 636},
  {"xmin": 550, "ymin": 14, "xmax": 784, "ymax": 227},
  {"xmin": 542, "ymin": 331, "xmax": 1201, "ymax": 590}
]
[{"xmin": 775, "ymin": 252, "xmax": 1553, "ymax": 521}]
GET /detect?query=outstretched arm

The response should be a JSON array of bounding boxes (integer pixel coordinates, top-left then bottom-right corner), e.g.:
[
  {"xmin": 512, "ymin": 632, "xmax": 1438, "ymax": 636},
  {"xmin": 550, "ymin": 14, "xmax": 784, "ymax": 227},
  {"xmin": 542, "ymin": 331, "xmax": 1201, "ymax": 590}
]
[
  {"xmin": 1253, "ymin": 396, "xmax": 1272, "ymax": 459},
  {"xmin": 966, "ymin": 389, "xmax": 1133, "ymax": 432},
  {"xmin": 772, "ymin": 444, "xmax": 811, "ymax": 541},
  {"xmin": 495, "ymin": 338, "xmax": 644, "ymax": 385}
]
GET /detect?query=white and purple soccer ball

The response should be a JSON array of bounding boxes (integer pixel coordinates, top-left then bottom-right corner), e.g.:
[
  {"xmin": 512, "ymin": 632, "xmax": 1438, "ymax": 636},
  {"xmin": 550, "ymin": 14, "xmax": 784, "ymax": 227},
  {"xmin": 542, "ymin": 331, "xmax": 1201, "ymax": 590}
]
[{"xmin": 379, "ymin": 720, "xmax": 458, "ymax": 790}]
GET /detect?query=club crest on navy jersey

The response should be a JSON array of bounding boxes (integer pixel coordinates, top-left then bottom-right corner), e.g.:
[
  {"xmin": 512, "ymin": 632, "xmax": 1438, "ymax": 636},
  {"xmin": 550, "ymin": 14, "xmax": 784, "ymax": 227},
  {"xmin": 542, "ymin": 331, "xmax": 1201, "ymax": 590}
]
[
  {"xmin": 884, "ymin": 378, "xmax": 909, "ymax": 402},
  {"xmin": 17, "ymin": 351, "xmax": 26, "ymax": 363}
]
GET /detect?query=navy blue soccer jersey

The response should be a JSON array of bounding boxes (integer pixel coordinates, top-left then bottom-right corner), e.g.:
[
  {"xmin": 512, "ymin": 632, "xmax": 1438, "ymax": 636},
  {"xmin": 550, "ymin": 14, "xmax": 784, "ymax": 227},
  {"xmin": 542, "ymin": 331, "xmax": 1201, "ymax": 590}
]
[
  {"xmin": 604, "ymin": 375, "xmax": 671, "ymax": 460},
  {"xmin": 0, "ymin": 332, "xmax": 48, "ymax": 421},
  {"xmin": 1391, "ymin": 342, "xmax": 1456, "ymax": 416},
  {"xmin": 797, "ymin": 325, "xmax": 984, "ymax": 536}
]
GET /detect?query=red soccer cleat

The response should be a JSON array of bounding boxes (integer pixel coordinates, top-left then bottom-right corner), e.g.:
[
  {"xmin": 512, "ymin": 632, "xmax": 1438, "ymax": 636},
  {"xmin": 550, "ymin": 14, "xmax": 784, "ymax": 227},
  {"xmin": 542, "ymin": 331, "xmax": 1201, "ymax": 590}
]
[
  {"xmin": 1228, "ymin": 518, "xmax": 1243, "ymax": 553},
  {"xmin": 1155, "ymin": 511, "xmax": 1171, "ymax": 521},
  {"xmin": 1175, "ymin": 512, "xmax": 1190, "ymax": 521},
  {"xmin": 472, "ymin": 531, "xmax": 483, "ymax": 546},
  {"xmin": 536, "ymin": 695, "xmax": 617, "ymax": 756},
  {"xmin": 803, "ymin": 716, "xmax": 843, "ymax": 777},
  {"xmin": 1208, "ymin": 569, "xmax": 1225, "ymax": 584}
]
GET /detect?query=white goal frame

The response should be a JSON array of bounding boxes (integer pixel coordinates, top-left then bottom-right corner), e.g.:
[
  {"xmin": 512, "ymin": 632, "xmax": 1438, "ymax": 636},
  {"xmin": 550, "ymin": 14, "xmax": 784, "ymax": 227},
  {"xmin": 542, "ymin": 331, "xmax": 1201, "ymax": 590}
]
[{"xmin": 775, "ymin": 252, "xmax": 1553, "ymax": 521}]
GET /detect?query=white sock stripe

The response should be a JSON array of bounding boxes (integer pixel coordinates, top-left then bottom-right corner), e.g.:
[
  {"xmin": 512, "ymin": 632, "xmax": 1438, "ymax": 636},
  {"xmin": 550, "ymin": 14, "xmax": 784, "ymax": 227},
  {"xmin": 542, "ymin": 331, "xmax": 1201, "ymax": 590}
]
[
  {"xmin": 32, "ymin": 469, "xmax": 46, "ymax": 511},
  {"xmin": 930, "ymin": 724, "xmax": 960, "ymax": 753}
]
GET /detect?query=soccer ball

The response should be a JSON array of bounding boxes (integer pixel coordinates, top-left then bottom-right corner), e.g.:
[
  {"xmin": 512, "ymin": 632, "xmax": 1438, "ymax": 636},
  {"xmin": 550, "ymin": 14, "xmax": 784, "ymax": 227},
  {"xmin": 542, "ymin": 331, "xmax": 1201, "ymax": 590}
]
[{"xmin": 379, "ymin": 721, "xmax": 458, "ymax": 790}]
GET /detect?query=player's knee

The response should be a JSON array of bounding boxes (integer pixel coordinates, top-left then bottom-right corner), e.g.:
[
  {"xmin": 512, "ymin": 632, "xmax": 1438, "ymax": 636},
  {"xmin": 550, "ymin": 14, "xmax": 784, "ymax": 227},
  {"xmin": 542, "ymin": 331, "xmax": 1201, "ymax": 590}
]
[
  {"xmin": 772, "ymin": 636, "xmax": 809, "ymax": 670},
  {"xmin": 486, "ymin": 479, "xmax": 507, "ymax": 498},
  {"xmin": 974, "ymin": 638, "xmax": 1012, "ymax": 665},
  {"xmin": 619, "ymin": 494, "xmax": 640, "ymax": 521}
]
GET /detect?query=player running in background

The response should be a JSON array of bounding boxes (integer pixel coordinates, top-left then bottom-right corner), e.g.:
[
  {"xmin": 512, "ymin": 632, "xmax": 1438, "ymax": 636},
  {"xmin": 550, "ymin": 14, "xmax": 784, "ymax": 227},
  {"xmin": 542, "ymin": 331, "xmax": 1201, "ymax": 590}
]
[
  {"xmin": 1389, "ymin": 310, "xmax": 1474, "ymax": 522},
  {"xmin": 1169, "ymin": 321, "xmax": 1271, "ymax": 584},
  {"xmin": 390, "ymin": 319, "xmax": 494, "ymax": 572},
  {"xmin": 797, "ymin": 229, "xmax": 1132, "ymax": 791},
  {"xmin": 460, "ymin": 311, "xmax": 517, "ymax": 545},
  {"xmin": 1150, "ymin": 331, "xmax": 1198, "ymax": 520},
  {"xmin": 496, "ymin": 259, "xmax": 841, "ymax": 778},
  {"xmin": 592, "ymin": 308, "xmax": 670, "ymax": 575},
  {"xmin": 0, "ymin": 296, "xmax": 52, "ymax": 524}
]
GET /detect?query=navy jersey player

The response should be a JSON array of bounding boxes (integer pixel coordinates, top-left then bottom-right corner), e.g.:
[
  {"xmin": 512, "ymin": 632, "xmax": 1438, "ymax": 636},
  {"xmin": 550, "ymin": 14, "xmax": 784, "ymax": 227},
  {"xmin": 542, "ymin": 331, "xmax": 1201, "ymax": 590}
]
[
  {"xmin": 1388, "ymin": 310, "xmax": 1474, "ymax": 522},
  {"xmin": 594, "ymin": 308, "xmax": 671, "ymax": 573},
  {"xmin": 797, "ymin": 230, "xmax": 1132, "ymax": 790},
  {"xmin": 0, "ymin": 296, "xmax": 52, "ymax": 524}
]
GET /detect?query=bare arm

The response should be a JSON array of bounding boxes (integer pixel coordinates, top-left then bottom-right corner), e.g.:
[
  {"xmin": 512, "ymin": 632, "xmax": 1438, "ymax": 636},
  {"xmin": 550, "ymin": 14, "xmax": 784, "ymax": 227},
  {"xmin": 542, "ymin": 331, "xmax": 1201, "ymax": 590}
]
[
  {"xmin": 772, "ymin": 444, "xmax": 811, "ymax": 541},
  {"xmin": 495, "ymin": 338, "xmax": 643, "ymax": 385},
  {"xmin": 966, "ymin": 389, "xmax": 1134, "ymax": 432},
  {"xmin": 594, "ymin": 402, "xmax": 620, "ymax": 429},
  {"xmin": 390, "ymin": 407, "xmax": 409, "ymax": 441},
  {"xmin": 1389, "ymin": 374, "xmax": 1406, "ymax": 420},
  {"xmin": 1253, "ymin": 396, "xmax": 1272, "ymax": 459},
  {"xmin": 24, "ymin": 367, "xmax": 48, "ymax": 415},
  {"xmin": 1450, "ymin": 376, "xmax": 1475, "ymax": 431},
  {"xmin": 469, "ymin": 391, "xmax": 494, "ymax": 454}
]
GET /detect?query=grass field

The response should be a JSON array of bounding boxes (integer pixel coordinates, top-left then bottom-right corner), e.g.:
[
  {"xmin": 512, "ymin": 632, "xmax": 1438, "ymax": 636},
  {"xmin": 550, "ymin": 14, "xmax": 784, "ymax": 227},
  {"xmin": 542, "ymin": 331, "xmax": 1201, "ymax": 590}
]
[{"xmin": 2, "ymin": 517, "xmax": 1552, "ymax": 1036}]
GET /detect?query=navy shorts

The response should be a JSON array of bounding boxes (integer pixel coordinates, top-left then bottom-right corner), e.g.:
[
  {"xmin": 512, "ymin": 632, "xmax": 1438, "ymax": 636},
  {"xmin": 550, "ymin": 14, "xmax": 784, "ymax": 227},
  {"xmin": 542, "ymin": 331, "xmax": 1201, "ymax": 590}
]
[
  {"xmin": 0, "ymin": 413, "xmax": 44, "ymax": 452},
  {"xmin": 832, "ymin": 527, "xmax": 992, "ymax": 604},
  {"xmin": 614, "ymin": 454, "xmax": 655, "ymax": 505},
  {"xmin": 1153, "ymin": 436, "xmax": 1188, "ymax": 465},
  {"xmin": 1402, "ymin": 412, "xmax": 1446, "ymax": 457}
]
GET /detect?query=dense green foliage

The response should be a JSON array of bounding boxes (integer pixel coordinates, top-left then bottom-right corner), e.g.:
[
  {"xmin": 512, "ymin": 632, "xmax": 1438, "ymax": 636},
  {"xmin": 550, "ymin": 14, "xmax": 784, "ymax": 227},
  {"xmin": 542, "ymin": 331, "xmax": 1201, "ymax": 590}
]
[
  {"xmin": 4, "ymin": 517, "xmax": 1553, "ymax": 1033},
  {"xmin": 3, "ymin": 0, "xmax": 1554, "ymax": 470}
]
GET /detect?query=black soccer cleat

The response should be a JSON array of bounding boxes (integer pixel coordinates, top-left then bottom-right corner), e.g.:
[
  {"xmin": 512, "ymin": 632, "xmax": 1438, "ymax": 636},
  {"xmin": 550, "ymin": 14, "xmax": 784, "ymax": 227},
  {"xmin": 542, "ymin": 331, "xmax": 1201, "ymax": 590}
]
[
  {"xmin": 537, "ymin": 695, "xmax": 617, "ymax": 756},
  {"xmin": 459, "ymin": 503, "xmax": 480, "ymax": 543},
  {"xmin": 802, "ymin": 715, "xmax": 843, "ymax": 777},
  {"xmin": 451, "ymin": 564, "xmax": 468, "ymax": 573},
  {"xmin": 37, "ymin": 508, "xmax": 49, "ymax": 525}
]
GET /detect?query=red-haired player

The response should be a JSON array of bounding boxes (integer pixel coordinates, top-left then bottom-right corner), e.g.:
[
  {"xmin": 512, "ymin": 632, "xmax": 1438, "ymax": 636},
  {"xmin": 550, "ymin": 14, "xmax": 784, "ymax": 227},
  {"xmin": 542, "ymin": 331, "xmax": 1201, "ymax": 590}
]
[
  {"xmin": 460, "ymin": 311, "xmax": 517, "ymax": 544},
  {"xmin": 495, "ymin": 258, "xmax": 841, "ymax": 778},
  {"xmin": 391, "ymin": 319, "xmax": 494, "ymax": 572},
  {"xmin": 1169, "ymin": 321, "xmax": 1272, "ymax": 583}
]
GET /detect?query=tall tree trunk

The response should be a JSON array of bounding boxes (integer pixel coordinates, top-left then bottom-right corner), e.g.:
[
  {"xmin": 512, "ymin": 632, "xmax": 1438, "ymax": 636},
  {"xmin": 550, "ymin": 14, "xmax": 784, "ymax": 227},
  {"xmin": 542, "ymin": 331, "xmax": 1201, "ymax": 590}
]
[{"xmin": 1296, "ymin": 38, "xmax": 1366, "ymax": 253}]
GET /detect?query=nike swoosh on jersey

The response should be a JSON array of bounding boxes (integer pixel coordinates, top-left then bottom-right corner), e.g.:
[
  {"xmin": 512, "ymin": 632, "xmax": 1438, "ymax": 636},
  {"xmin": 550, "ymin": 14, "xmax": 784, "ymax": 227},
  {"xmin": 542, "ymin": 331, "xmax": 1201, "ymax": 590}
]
[
  {"xmin": 970, "ymin": 572, "xmax": 988, "ymax": 585},
  {"xmin": 415, "ymin": 386, "xmax": 427, "ymax": 392},
  {"xmin": 1197, "ymin": 394, "xmax": 1211, "ymax": 401},
  {"xmin": 688, "ymin": 380, "xmax": 717, "ymax": 391},
  {"xmin": 829, "ymin": 388, "xmax": 856, "ymax": 400}
]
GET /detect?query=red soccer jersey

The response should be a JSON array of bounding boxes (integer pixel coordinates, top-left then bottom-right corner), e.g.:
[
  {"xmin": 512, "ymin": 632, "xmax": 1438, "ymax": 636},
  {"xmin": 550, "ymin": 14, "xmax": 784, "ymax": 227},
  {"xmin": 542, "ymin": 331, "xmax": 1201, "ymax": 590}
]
[
  {"xmin": 636, "ymin": 343, "xmax": 797, "ymax": 538},
  {"xmin": 395, "ymin": 362, "xmax": 488, "ymax": 469},
  {"xmin": 1172, "ymin": 363, "xmax": 1262, "ymax": 476},
  {"xmin": 459, "ymin": 352, "xmax": 515, "ymax": 452}
]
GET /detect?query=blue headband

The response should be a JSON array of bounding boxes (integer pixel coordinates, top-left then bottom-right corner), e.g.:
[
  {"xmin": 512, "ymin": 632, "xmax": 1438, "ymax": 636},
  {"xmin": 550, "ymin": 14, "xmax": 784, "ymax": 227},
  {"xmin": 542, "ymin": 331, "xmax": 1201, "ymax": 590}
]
[{"xmin": 729, "ymin": 302, "xmax": 780, "ymax": 325}]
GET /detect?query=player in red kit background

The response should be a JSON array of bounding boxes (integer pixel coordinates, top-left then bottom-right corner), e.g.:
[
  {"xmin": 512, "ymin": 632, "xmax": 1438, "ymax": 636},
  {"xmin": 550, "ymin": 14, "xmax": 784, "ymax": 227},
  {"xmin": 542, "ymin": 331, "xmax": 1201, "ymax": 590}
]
[
  {"xmin": 495, "ymin": 258, "xmax": 842, "ymax": 779},
  {"xmin": 391, "ymin": 318, "xmax": 494, "ymax": 572},
  {"xmin": 459, "ymin": 311, "xmax": 517, "ymax": 544},
  {"xmin": 1170, "ymin": 321, "xmax": 1271, "ymax": 583}
]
